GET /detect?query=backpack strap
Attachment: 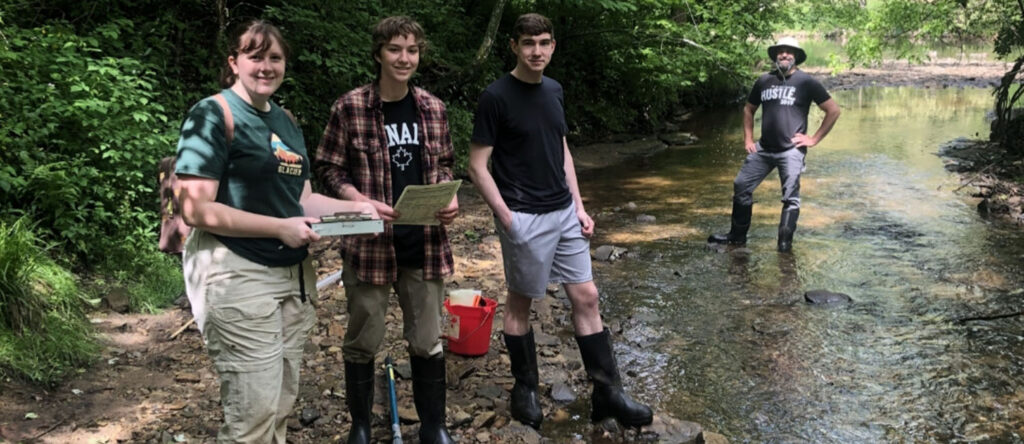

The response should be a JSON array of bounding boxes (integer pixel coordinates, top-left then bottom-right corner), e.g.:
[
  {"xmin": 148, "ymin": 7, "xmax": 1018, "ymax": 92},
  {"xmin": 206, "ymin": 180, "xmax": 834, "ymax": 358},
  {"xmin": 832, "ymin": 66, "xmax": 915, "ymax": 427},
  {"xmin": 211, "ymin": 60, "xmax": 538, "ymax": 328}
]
[
  {"xmin": 212, "ymin": 93, "xmax": 234, "ymax": 145},
  {"xmin": 282, "ymin": 108, "xmax": 298, "ymax": 126}
]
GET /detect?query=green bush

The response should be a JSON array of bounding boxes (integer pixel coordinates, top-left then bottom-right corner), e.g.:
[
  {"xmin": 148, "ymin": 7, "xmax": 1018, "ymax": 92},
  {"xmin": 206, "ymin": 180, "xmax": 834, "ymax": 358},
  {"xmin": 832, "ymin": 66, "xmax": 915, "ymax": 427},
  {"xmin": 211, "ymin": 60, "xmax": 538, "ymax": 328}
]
[
  {"xmin": 0, "ymin": 219, "xmax": 99, "ymax": 386},
  {"xmin": 0, "ymin": 22, "xmax": 176, "ymax": 264}
]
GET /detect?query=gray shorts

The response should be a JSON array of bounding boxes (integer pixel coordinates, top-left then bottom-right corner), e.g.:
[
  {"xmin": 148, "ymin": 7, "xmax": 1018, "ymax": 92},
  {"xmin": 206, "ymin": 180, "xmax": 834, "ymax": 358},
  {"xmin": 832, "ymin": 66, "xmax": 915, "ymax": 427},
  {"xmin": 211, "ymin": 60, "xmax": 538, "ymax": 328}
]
[{"xmin": 495, "ymin": 202, "xmax": 593, "ymax": 298}]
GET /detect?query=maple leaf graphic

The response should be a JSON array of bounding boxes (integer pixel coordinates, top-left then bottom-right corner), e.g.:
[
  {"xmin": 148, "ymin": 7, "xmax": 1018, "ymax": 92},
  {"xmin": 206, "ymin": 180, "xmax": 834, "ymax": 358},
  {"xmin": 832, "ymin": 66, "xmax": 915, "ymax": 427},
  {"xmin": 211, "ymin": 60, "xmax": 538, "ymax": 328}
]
[{"xmin": 392, "ymin": 147, "xmax": 413, "ymax": 171}]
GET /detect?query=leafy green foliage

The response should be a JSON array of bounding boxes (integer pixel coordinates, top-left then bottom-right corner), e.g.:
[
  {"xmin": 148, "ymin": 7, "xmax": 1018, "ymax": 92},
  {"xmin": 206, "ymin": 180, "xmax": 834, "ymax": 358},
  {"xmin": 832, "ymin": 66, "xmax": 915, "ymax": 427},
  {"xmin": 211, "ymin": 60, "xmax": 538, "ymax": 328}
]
[
  {"xmin": 786, "ymin": 0, "xmax": 1024, "ymax": 153},
  {"xmin": 788, "ymin": 0, "xmax": 1018, "ymax": 66},
  {"xmin": 0, "ymin": 22, "xmax": 176, "ymax": 263}
]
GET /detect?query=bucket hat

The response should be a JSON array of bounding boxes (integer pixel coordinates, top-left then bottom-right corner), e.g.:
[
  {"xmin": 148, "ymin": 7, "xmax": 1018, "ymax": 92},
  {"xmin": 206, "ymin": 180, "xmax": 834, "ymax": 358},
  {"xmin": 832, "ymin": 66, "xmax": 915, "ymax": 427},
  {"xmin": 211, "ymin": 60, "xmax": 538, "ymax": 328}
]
[{"xmin": 768, "ymin": 37, "xmax": 807, "ymax": 65}]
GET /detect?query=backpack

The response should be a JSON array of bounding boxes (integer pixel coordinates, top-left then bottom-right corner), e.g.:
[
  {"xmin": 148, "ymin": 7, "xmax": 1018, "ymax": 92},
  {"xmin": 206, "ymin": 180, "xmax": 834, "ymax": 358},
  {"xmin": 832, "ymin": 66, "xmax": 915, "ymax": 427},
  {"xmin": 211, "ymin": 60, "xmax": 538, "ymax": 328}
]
[{"xmin": 159, "ymin": 94, "xmax": 234, "ymax": 254}]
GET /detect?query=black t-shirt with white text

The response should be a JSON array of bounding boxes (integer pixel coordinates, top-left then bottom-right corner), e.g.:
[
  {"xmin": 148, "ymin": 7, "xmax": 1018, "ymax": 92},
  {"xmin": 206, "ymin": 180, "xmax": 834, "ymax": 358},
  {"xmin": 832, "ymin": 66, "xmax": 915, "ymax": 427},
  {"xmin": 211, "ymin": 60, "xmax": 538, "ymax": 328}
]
[
  {"xmin": 382, "ymin": 92, "xmax": 425, "ymax": 268},
  {"xmin": 471, "ymin": 73, "xmax": 572, "ymax": 214},
  {"xmin": 747, "ymin": 69, "xmax": 831, "ymax": 152}
]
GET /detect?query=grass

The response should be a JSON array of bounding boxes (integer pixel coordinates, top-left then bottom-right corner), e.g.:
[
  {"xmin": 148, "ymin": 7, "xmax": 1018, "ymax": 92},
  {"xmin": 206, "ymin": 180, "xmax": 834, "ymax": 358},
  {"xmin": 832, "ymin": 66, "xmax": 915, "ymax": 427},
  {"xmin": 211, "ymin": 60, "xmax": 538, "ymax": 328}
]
[
  {"xmin": 0, "ymin": 218, "xmax": 99, "ymax": 386},
  {"xmin": 98, "ymin": 251, "xmax": 185, "ymax": 314},
  {"xmin": 0, "ymin": 217, "xmax": 184, "ymax": 386}
]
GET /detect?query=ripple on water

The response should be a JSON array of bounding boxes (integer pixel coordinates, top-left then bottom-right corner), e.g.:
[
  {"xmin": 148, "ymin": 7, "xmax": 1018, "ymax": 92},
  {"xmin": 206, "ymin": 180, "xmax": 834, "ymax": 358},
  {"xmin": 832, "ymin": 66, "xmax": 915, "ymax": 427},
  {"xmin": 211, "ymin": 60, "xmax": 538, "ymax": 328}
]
[{"xmin": 578, "ymin": 87, "xmax": 1024, "ymax": 442}]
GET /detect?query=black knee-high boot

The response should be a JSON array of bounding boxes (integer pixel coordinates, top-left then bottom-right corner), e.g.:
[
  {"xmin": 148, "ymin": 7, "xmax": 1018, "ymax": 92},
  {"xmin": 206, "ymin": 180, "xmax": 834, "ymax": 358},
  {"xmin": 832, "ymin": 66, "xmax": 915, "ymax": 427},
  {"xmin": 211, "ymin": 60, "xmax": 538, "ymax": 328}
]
[
  {"xmin": 575, "ymin": 328, "xmax": 653, "ymax": 428},
  {"xmin": 777, "ymin": 208, "xmax": 799, "ymax": 252},
  {"xmin": 345, "ymin": 360, "xmax": 375, "ymax": 444},
  {"xmin": 503, "ymin": 330, "xmax": 543, "ymax": 429},
  {"xmin": 709, "ymin": 201, "xmax": 753, "ymax": 245},
  {"xmin": 411, "ymin": 354, "xmax": 454, "ymax": 444}
]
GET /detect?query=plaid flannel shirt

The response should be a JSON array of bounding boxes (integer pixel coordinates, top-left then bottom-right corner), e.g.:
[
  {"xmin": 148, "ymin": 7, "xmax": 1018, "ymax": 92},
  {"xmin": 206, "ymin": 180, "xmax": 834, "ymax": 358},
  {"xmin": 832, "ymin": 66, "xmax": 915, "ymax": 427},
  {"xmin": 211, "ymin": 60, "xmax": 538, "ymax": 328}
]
[{"xmin": 315, "ymin": 84, "xmax": 455, "ymax": 286}]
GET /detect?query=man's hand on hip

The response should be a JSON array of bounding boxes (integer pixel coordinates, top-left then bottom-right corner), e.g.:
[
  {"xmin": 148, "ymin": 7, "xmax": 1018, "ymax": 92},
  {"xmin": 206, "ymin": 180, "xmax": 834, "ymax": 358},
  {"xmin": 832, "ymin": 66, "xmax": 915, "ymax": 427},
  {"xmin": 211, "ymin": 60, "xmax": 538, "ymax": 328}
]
[
  {"xmin": 745, "ymin": 140, "xmax": 758, "ymax": 154},
  {"xmin": 791, "ymin": 132, "xmax": 817, "ymax": 148}
]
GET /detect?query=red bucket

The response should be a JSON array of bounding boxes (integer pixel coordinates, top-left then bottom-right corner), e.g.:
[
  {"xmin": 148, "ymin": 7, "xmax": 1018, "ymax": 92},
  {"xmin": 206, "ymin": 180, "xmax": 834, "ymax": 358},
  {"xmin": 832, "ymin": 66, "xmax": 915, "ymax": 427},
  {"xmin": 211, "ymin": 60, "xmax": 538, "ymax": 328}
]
[{"xmin": 444, "ymin": 297, "xmax": 497, "ymax": 356}]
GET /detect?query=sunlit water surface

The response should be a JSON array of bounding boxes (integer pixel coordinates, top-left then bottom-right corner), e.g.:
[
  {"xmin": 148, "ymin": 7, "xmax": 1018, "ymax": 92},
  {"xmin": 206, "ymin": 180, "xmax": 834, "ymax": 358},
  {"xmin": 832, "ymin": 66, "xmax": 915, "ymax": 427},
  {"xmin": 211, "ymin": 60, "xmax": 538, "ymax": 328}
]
[{"xmin": 575, "ymin": 87, "xmax": 1024, "ymax": 443}]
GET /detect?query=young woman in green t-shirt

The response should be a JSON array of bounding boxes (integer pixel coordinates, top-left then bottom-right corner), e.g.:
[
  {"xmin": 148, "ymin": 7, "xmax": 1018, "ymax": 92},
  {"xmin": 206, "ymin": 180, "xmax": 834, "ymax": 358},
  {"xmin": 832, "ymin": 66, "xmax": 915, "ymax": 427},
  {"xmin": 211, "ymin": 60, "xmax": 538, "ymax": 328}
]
[{"xmin": 174, "ymin": 20, "xmax": 378, "ymax": 443}]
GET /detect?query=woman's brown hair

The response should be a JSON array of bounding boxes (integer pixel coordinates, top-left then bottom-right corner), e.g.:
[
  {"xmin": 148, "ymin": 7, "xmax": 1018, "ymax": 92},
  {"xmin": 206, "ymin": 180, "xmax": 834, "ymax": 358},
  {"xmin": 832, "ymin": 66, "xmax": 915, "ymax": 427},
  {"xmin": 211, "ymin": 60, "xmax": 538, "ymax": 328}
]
[{"xmin": 219, "ymin": 20, "xmax": 291, "ymax": 88}]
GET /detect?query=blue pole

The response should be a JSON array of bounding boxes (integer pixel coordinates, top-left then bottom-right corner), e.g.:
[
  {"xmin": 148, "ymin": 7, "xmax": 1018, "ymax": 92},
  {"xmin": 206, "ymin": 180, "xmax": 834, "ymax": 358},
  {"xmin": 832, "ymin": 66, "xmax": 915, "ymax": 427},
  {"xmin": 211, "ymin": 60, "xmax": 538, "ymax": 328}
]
[{"xmin": 386, "ymin": 356, "xmax": 403, "ymax": 443}]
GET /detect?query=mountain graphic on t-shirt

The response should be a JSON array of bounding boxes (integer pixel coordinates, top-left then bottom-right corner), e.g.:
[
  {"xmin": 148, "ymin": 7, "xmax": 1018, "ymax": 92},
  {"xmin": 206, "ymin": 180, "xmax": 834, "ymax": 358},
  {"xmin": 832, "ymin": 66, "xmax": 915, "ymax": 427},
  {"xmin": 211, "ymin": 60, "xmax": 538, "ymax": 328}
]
[{"xmin": 271, "ymin": 133, "xmax": 302, "ymax": 164}]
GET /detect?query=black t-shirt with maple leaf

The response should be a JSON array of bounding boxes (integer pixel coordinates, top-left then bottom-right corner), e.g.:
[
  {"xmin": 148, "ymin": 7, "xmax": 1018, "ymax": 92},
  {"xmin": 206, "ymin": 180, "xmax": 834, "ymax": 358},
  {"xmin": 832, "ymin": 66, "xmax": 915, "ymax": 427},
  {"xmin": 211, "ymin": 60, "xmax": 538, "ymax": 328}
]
[{"xmin": 382, "ymin": 91, "xmax": 425, "ymax": 268}]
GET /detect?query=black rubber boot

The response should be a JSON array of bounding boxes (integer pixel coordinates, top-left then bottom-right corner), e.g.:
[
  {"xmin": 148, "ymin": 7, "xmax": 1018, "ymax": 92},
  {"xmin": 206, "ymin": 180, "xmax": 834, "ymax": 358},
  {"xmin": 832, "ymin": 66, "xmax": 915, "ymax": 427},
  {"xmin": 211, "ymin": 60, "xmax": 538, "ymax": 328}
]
[
  {"xmin": 777, "ymin": 208, "xmax": 799, "ymax": 252},
  {"xmin": 411, "ymin": 354, "xmax": 454, "ymax": 444},
  {"xmin": 503, "ymin": 330, "xmax": 543, "ymax": 429},
  {"xmin": 708, "ymin": 201, "xmax": 753, "ymax": 245},
  {"xmin": 344, "ymin": 360, "xmax": 374, "ymax": 444},
  {"xmin": 575, "ymin": 328, "xmax": 653, "ymax": 428}
]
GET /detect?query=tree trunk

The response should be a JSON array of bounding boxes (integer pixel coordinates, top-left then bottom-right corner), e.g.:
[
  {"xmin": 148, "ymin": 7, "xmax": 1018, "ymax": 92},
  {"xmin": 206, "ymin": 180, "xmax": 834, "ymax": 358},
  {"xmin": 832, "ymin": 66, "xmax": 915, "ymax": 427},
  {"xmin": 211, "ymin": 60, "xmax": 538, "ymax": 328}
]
[{"xmin": 474, "ymin": 0, "xmax": 510, "ymax": 65}]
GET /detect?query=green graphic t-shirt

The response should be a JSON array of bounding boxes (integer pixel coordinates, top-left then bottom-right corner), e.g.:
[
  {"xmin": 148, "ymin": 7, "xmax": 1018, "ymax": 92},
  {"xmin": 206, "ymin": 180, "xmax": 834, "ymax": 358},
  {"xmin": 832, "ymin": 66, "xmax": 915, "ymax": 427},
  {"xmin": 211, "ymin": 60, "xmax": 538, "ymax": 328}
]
[{"xmin": 175, "ymin": 89, "xmax": 309, "ymax": 266}]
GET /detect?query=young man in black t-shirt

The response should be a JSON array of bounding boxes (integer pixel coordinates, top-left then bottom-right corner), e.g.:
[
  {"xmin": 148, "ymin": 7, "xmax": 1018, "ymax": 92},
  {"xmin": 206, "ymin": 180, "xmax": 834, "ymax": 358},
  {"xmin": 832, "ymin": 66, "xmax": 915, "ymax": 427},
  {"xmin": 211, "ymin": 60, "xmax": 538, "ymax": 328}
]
[
  {"xmin": 468, "ymin": 13, "xmax": 653, "ymax": 431},
  {"xmin": 709, "ymin": 37, "xmax": 841, "ymax": 252}
]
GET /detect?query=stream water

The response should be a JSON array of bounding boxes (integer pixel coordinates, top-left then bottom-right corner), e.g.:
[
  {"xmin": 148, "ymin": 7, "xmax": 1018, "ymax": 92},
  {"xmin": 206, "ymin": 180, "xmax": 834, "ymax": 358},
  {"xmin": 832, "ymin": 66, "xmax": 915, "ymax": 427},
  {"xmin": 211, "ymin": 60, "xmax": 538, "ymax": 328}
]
[{"xmin": 578, "ymin": 86, "xmax": 1024, "ymax": 442}]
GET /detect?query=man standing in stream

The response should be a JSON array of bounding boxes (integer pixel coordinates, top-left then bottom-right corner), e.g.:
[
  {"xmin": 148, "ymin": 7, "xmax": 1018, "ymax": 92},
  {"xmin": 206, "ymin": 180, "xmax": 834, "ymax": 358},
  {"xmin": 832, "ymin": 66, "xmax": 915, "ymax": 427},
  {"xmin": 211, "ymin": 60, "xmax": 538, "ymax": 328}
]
[{"xmin": 708, "ymin": 37, "xmax": 841, "ymax": 252}]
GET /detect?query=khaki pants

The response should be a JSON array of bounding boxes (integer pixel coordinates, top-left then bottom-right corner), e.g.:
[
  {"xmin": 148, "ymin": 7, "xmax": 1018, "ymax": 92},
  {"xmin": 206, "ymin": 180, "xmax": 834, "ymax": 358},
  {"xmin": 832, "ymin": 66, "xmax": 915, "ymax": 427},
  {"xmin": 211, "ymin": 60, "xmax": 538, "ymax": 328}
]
[
  {"xmin": 184, "ymin": 230, "xmax": 316, "ymax": 444},
  {"xmin": 341, "ymin": 266, "xmax": 444, "ymax": 363}
]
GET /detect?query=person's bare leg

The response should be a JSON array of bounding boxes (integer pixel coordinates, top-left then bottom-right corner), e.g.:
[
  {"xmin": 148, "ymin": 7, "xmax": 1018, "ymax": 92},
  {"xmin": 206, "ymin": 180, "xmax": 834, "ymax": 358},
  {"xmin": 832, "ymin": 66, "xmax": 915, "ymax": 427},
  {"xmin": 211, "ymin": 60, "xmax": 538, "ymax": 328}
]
[
  {"xmin": 564, "ymin": 281, "xmax": 602, "ymax": 336},
  {"xmin": 503, "ymin": 290, "xmax": 533, "ymax": 335}
]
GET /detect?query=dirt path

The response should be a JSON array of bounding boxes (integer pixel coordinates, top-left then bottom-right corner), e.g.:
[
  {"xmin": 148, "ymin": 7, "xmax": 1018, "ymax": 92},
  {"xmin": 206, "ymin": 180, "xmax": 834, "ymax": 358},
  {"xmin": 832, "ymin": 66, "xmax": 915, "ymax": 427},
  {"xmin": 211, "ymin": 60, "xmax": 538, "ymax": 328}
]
[
  {"xmin": 2, "ymin": 184, "xmax": 680, "ymax": 444},
  {"xmin": 1, "ymin": 62, "xmax": 1015, "ymax": 444}
]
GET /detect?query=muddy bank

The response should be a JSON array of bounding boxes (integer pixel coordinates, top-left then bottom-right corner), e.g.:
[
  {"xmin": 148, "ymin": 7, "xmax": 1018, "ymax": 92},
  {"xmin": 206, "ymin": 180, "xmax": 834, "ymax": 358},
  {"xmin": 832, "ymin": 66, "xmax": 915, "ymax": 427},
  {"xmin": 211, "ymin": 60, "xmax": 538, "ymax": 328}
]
[
  {"xmin": 804, "ymin": 59, "xmax": 1011, "ymax": 90},
  {"xmin": 938, "ymin": 137, "xmax": 1024, "ymax": 225}
]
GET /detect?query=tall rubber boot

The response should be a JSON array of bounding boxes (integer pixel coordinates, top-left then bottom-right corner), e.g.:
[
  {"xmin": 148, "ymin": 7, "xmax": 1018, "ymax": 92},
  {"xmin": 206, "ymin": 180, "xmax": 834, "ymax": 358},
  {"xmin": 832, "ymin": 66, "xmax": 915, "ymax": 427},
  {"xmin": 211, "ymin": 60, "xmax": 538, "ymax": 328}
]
[
  {"xmin": 411, "ymin": 354, "xmax": 454, "ymax": 444},
  {"xmin": 708, "ymin": 201, "xmax": 753, "ymax": 245},
  {"xmin": 503, "ymin": 330, "xmax": 543, "ymax": 429},
  {"xmin": 777, "ymin": 208, "xmax": 799, "ymax": 252},
  {"xmin": 575, "ymin": 328, "xmax": 653, "ymax": 428},
  {"xmin": 344, "ymin": 360, "xmax": 375, "ymax": 444}
]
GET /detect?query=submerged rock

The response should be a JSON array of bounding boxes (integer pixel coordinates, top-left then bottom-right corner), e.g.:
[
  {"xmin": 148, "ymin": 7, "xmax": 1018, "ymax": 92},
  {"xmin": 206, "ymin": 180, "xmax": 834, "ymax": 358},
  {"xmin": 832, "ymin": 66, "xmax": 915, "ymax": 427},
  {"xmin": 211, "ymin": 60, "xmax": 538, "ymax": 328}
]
[
  {"xmin": 645, "ymin": 415, "xmax": 703, "ymax": 443},
  {"xmin": 550, "ymin": 382, "xmax": 576, "ymax": 403},
  {"xmin": 104, "ymin": 287, "xmax": 131, "ymax": 313},
  {"xmin": 659, "ymin": 131, "xmax": 700, "ymax": 146},
  {"xmin": 593, "ymin": 245, "xmax": 628, "ymax": 262},
  {"xmin": 804, "ymin": 290, "xmax": 852, "ymax": 305}
]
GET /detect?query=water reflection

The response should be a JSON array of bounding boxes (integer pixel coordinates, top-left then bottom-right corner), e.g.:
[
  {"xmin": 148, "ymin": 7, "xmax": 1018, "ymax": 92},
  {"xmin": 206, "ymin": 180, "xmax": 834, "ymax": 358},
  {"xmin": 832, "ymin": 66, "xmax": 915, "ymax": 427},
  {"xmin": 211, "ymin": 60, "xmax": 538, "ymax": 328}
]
[{"xmin": 577, "ymin": 87, "xmax": 1024, "ymax": 442}]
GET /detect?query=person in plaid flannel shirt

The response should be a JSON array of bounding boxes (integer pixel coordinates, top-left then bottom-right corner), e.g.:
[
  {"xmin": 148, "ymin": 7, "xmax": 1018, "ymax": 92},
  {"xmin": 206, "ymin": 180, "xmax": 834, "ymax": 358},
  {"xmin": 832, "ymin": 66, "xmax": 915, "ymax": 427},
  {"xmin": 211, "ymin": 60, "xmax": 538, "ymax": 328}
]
[{"xmin": 314, "ymin": 16, "xmax": 457, "ymax": 444}]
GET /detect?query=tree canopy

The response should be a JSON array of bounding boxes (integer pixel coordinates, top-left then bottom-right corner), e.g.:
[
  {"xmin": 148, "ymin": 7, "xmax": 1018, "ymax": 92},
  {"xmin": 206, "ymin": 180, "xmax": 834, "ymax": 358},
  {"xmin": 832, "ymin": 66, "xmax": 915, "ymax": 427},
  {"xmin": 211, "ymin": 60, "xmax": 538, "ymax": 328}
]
[{"xmin": 0, "ymin": 0, "xmax": 779, "ymax": 268}]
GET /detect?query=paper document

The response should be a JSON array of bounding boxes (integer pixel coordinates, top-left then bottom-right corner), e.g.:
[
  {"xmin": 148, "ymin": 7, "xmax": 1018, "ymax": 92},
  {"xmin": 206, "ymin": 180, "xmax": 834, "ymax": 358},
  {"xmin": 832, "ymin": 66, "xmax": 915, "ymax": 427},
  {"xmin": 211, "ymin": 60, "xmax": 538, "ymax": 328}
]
[{"xmin": 393, "ymin": 180, "xmax": 462, "ymax": 225}]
